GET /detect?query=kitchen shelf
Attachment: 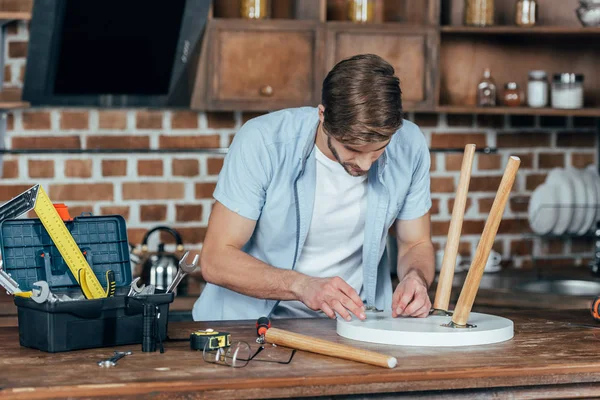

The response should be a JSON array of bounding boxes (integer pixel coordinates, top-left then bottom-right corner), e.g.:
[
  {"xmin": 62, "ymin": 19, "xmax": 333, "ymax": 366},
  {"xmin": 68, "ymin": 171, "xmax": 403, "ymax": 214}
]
[
  {"xmin": 436, "ymin": 106, "xmax": 600, "ymax": 117},
  {"xmin": 440, "ymin": 26, "xmax": 600, "ymax": 35}
]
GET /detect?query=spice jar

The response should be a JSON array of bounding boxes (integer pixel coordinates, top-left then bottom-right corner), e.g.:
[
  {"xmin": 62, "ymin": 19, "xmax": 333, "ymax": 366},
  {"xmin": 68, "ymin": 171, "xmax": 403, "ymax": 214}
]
[
  {"xmin": 464, "ymin": 0, "xmax": 495, "ymax": 26},
  {"xmin": 503, "ymin": 82, "xmax": 522, "ymax": 107},
  {"xmin": 515, "ymin": 0, "xmax": 537, "ymax": 27},
  {"xmin": 527, "ymin": 70, "xmax": 548, "ymax": 108},
  {"xmin": 477, "ymin": 68, "xmax": 497, "ymax": 107},
  {"xmin": 241, "ymin": 0, "xmax": 270, "ymax": 19},
  {"xmin": 552, "ymin": 73, "xmax": 584, "ymax": 109},
  {"xmin": 348, "ymin": 0, "xmax": 375, "ymax": 23}
]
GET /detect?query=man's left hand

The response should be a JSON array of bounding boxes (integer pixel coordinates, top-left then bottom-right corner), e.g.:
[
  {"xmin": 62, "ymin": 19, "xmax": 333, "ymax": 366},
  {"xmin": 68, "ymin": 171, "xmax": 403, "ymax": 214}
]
[{"xmin": 391, "ymin": 273, "xmax": 431, "ymax": 318}]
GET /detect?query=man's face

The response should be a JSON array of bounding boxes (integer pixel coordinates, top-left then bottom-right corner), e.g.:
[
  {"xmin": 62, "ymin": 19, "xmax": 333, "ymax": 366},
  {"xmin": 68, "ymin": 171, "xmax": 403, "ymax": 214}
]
[{"xmin": 326, "ymin": 134, "xmax": 389, "ymax": 177}]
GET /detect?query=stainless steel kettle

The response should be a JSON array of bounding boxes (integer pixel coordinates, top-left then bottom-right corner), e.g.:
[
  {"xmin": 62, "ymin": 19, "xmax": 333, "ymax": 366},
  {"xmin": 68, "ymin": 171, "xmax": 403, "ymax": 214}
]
[{"xmin": 139, "ymin": 226, "xmax": 186, "ymax": 294}]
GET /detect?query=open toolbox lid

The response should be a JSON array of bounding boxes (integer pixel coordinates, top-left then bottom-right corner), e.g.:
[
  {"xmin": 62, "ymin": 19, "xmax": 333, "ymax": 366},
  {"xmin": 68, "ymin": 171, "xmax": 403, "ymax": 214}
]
[{"xmin": 0, "ymin": 214, "xmax": 132, "ymax": 292}]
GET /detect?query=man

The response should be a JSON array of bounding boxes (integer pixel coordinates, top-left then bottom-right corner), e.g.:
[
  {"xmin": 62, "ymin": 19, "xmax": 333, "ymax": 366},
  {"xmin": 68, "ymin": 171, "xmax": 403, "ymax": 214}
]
[{"xmin": 193, "ymin": 54, "xmax": 434, "ymax": 322}]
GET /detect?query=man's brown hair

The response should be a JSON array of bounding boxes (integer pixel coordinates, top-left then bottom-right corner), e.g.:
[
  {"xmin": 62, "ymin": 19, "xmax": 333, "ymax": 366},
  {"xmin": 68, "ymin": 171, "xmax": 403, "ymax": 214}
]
[{"xmin": 321, "ymin": 54, "xmax": 403, "ymax": 145}]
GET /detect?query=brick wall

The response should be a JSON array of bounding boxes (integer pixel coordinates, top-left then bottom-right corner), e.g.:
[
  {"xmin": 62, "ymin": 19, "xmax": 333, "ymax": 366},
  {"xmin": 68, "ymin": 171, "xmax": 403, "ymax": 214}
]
[{"xmin": 1, "ymin": 21, "xmax": 598, "ymax": 293}]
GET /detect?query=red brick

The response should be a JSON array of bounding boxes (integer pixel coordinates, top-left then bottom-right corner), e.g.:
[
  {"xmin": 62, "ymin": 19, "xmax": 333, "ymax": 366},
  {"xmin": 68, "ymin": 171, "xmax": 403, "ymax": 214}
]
[
  {"xmin": 207, "ymin": 112, "xmax": 235, "ymax": 128},
  {"xmin": 526, "ymin": 174, "xmax": 547, "ymax": 191},
  {"xmin": 22, "ymin": 111, "xmax": 51, "ymax": 130},
  {"xmin": 431, "ymin": 133, "xmax": 486, "ymax": 149},
  {"xmin": 476, "ymin": 114, "xmax": 504, "ymax": 128},
  {"xmin": 6, "ymin": 113, "xmax": 14, "ymax": 131},
  {"xmin": 18, "ymin": 65, "xmax": 24, "ymax": 83},
  {"xmin": 127, "ymin": 228, "xmax": 147, "ymax": 246},
  {"xmin": 5, "ymin": 21, "xmax": 18, "ymax": 35},
  {"xmin": 137, "ymin": 160, "xmax": 163, "ymax": 176},
  {"xmin": 68, "ymin": 205, "xmax": 94, "ymax": 218},
  {"xmin": 136, "ymin": 111, "xmax": 163, "ymax": 129},
  {"xmin": 469, "ymin": 176, "xmax": 503, "ymax": 192},
  {"xmin": 497, "ymin": 132, "xmax": 550, "ymax": 148},
  {"xmin": 8, "ymin": 41, "xmax": 27, "ymax": 58},
  {"xmin": 478, "ymin": 154, "xmax": 501, "ymax": 170},
  {"xmin": 171, "ymin": 111, "xmax": 198, "ymax": 129},
  {"xmin": 510, "ymin": 196, "xmax": 529, "ymax": 213},
  {"xmin": 412, "ymin": 113, "xmax": 439, "ymax": 127},
  {"xmin": 462, "ymin": 220, "xmax": 486, "ymax": 235},
  {"xmin": 172, "ymin": 159, "xmax": 199, "ymax": 177},
  {"xmin": 28, "ymin": 160, "xmax": 54, "ymax": 178},
  {"xmin": 65, "ymin": 160, "xmax": 92, "ymax": 178},
  {"xmin": 557, "ymin": 132, "xmax": 595, "ymax": 147},
  {"xmin": 140, "ymin": 205, "xmax": 167, "ymax": 222},
  {"xmin": 102, "ymin": 160, "xmax": 127, "ymax": 177},
  {"xmin": 159, "ymin": 135, "xmax": 220, "ymax": 149},
  {"xmin": 49, "ymin": 184, "xmax": 114, "ymax": 201},
  {"xmin": 207, "ymin": 158, "xmax": 224, "ymax": 175},
  {"xmin": 98, "ymin": 111, "xmax": 128, "ymax": 130},
  {"xmin": 176, "ymin": 204, "xmax": 203, "ymax": 222},
  {"xmin": 430, "ymin": 198, "xmax": 440, "ymax": 215},
  {"xmin": 493, "ymin": 240, "xmax": 505, "ymax": 256},
  {"xmin": 0, "ymin": 185, "xmax": 33, "ymax": 201},
  {"xmin": 478, "ymin": 197, "xmax": 495, "ymax": 214},
  {"xmin": 432, "ymin": 221, "xmax": 450, "ymax": 236},
  {"xmin": 13, "ymin": 136, "xmax": 80, "ymax": 150},
  {"xmin": 446, "ymin": 114, "xmax": 473, "ymax": 127},
  {"xmin": 60, "ymin": 111, "xmax": 89, "ymax": 130},
  {"xmin": 498, "ymin": 219, "xmax": 530, "ymax": 234},
  {"xmin": 430, "ymin": 177, "xmax": 454, "ymax": 193},
  {"xmin": 195, "ymin": 183, "xmax": 217, "ymax": 199},
  {"xmin": 448, "ymin": 198, "xmax": 473, "ymax": 215},
  {"xmin": 430, "ymin": 154, "xmax": 437, "ymax": 172},
  {"xmin": 510, "ymin": 239, "xmax": 533, "ymax": 256},
  {"xmin": 572, "ymin": 237, "xmax": 594, "ymax": 253},
  {"xmin": 88, "ymin": 135, "xmax": 149, "ymax": 149},
  {"xmin": 160, "ymin": 227, "xmax": 207, "ymax": 245},
  {"xmin": 458, "ymin": 241, "xmax": 472, "ymax": 257},
  {"xmin": 1, "ymin": 159, "xmax": 18, "ymax": 179},
  {"xmin": 100, "ymin": 206, "xmax": 130, "ymax": 220},
  {"xmin": 122, "ymin": 182, "xmax": 184, "ymax": 200},
  {"xmin": 229, "ymin": 133, "xmax": 235, "ymax": 146},
  {"xmin": 538, "ymin": 153, "xmax": 564, "ymax": 169},
  {"xmin": 4, "ymin": 65, "xmax": 11, "ymax": 82},
  {"xmin": 444, "ymin": 154, "xmax": 463, "ymax": 171},
  {"xmin": 545, "ymin": 239, "xmax": 564, "ymax": 255},
  {"xmin": 511, "ymin": 153, "xmax": 534, "ymax": 169},
  {"xmin": 571, "ymin": 153, "xmax": 595, "ymax": 169},
  {"xmin": 242, "ymin": 112, "xmax": 267, "ymax": 125}
]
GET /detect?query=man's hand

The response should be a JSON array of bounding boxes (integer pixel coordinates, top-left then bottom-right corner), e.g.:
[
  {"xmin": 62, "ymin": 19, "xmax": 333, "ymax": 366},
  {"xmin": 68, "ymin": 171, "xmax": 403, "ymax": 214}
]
[
  {"xmin": 391, "ymin": 273, "xmax": 431, "ymax": 318},
  {"xmin": 293, "ymin": 276, "xmax": 366, "ymax": 321}
]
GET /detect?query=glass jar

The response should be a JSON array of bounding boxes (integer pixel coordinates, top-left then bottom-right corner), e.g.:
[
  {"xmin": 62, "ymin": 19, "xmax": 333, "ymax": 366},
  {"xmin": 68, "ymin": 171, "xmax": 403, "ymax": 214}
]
[
  {"xmin": 464, "ymin": 0, "xmax": 495, "ymax": 26},
  {"xmin": 477, "ymin": 68, "xmax": 497, "ymax": 107},
  {"xmin": 527, "ymin": 70, "xmax": 548, "ymax": 108},
  {"xmin": 241, "ymin": 0, "xmax": 270, "ymax": 20},
  {"xmin": 551, "ymin": 73, "xmax": 584, "ymax": 109},
  {"xmin": 348, "ymin": 0, "xmax": 375, "ymax": 23},
  {"xmin": 515, "ymin": 0, "xmax": 537, "ymax": 27},
  {"xmin": 503, "ymin": 82, "xmax": 522, "ymax": 107}
]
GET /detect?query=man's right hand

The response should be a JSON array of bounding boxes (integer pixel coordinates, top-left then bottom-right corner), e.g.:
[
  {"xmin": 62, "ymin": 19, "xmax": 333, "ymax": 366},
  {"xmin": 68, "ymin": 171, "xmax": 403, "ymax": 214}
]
[{"xmin": 293, "ymin": 276, "xmax": 366, "ymax": 321}]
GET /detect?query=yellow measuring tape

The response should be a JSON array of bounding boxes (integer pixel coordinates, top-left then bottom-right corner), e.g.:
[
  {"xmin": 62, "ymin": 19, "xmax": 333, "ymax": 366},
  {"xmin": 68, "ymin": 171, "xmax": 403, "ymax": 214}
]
[{"xmin": 34, "ymin": 186, "xmax": 107, "ymax": 299}]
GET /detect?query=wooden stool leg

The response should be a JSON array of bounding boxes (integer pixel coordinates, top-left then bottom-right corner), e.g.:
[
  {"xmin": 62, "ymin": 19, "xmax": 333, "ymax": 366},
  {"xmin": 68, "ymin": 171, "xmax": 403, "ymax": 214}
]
[
  {"xmin": 432, "ymin": 144, "xmax": 476, "ymax": 313},
  {"xmin": 451, "ymin": 156, "xmax": 521, "ymax": 326}
]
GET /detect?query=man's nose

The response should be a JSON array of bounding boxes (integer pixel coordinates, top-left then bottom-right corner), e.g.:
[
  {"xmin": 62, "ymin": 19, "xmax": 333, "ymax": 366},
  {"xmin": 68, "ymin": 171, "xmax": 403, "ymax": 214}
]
[{"xmin": 356, "ymin": 156, "xmax": 372, "ymax": 172}]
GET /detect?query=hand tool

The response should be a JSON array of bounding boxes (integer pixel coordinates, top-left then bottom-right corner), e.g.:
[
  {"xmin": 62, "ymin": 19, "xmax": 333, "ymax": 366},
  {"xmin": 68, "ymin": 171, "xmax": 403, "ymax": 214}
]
[
  {"xmin": 31, "ymin": 281, "xmax": 55, "ymax": 304},
  {"xmin": 256, "ymin": 317, "xmax": 397, "ymax": 369},
  {"xmin": 450, "ymin": 156, "xmax": 520, "ymax": 327},
  {"xmin": 592, "ymin": 296, "xmax": 600, "ymax": 322},
  {"xmin": 432, "ymin": 144, "xmax": 476, "ymax": 316},
  {"xmin": 97, "ymin": 351, "xmax": 132, "ymax": 367},
  {"xmin": 0, "ymin": 185, "xmax": 113, "ymax": 299},
  {"xmin": 190, "ymin": 329, "xmax": 231, "ymax": 351},
  {"xmin": 128, "ymin": 278, "xmax": 155, "ymax": 296},
  {"xmin": 166, "ymin": 251, "xmax": 199, "ymax": 294}
]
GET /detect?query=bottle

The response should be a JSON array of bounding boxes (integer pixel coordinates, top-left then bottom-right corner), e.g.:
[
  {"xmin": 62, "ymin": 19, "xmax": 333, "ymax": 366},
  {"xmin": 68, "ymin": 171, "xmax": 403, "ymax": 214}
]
[
  {"xmin": 527, "ymin": 70, "xmax": 548, "ymax": 108},
  {"xmin": 465, "ymin": 0, "xmax": 495, "ymax": 26},
  {"xmin": 348, "ymin": 0, "xmax": 375, "ymax": 23},
  {"xmin": 515, "ymin": 0, "xmax": 537, "ymax": 27},
  {"xmin": 241, "ymin": 0, "xmax": 270, "ymax": 19},
  {"xmin": 477, "ymin": 68, "xmax": 497, "ymax": 107},
  {"xmin": 503, "ymin": 82, "xmax": 522, "ymax": 107}
]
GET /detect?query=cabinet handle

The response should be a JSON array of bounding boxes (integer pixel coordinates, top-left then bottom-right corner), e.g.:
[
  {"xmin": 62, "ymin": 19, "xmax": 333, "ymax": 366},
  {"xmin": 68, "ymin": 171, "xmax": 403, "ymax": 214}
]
[{"xmin": 260, "ymin": 85, "xmax": 274, "ymax": 97}]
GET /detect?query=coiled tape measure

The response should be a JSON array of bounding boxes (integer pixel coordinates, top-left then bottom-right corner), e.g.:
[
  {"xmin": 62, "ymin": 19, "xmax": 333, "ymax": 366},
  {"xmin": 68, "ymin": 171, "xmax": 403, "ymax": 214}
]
[{"xmin": 190, "ymin": 329, "xmax": 231, "ymax": 351}]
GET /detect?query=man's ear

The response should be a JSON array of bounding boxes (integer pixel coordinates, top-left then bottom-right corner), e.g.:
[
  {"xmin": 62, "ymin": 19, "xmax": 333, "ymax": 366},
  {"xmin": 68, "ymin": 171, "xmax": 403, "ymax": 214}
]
[{"xmin": 318, "ymin": 104, "xmax": 325, "ymax": 122}]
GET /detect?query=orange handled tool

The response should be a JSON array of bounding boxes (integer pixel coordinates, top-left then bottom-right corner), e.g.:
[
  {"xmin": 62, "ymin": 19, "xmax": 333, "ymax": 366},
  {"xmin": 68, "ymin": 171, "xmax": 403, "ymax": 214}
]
[{"xmin": 591, "ymin": 296, "xmax": 600, "ymax": 322}]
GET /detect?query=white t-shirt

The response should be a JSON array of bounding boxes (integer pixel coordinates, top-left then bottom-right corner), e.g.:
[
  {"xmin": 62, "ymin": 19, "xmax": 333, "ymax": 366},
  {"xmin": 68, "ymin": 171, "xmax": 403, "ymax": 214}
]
[{"xmin": 273, "ymin": 144, "xmax": 368, "ymax": 318}]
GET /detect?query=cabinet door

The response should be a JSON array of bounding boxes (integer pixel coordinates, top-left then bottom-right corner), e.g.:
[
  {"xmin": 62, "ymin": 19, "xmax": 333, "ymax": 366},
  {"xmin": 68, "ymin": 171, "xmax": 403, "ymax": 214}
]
[
  {"xmin": 205, "ymin": 20, "xmax": 324, "ymax": 111},
  {"xmin": 325, "ymin": 24, "xmax": 438, "ymax": 110}
]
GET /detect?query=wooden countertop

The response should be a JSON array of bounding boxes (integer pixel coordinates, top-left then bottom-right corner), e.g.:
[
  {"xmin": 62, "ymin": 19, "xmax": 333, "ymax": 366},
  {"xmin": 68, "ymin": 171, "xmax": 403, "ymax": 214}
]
[{"xmin": 2, "ymin": 308, "xmax": 600, "ymax": 399}]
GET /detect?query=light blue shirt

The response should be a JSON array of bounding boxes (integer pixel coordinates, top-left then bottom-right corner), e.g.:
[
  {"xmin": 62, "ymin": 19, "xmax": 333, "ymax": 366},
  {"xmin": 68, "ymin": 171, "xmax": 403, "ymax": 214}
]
[{"xmin": 192, "ymin": 107, "xmax": 431, "ymax": 321}]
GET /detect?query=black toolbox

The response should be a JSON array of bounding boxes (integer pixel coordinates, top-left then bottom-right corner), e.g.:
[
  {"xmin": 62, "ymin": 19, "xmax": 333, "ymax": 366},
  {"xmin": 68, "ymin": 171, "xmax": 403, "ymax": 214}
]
[{"xmin": 1, "ymin": 214, "xmax": 174, "ymax": 353}]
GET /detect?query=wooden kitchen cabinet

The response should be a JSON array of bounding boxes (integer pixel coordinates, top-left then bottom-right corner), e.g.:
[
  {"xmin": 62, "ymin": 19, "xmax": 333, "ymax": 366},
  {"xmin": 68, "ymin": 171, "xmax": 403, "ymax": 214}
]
[
  {"xmin": 191, "ymin": 19, "xmax": 324, "ymax": 111},
  {"xmin": 325, "ymin": 23, "xmax": 439, "ymax": 110}
]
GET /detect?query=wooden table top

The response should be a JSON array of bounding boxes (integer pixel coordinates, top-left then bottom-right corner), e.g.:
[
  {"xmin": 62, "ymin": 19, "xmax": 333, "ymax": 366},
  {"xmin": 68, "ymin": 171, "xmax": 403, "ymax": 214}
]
[{"xmin": 1, "ymin": 307, "xmax": 600, "ymax": 399}]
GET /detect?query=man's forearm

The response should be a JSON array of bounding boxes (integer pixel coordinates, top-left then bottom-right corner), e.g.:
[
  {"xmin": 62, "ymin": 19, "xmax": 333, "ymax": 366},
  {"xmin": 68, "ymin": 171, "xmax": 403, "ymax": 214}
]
[
  {"xmin": 396, "ymin": 240, "xmax": 435, "ymax": 288},
  {"xmin": 201, "ymin": 245, "xmax": 305, "ymax": 301}
]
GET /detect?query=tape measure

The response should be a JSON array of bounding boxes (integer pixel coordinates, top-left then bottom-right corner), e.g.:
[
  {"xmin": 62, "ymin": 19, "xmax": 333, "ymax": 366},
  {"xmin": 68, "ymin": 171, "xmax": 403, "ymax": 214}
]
[
  {"xmin": 0, "ymin": 185, "xmax": 111, "ymax": 299},
  {"xmin": 190, "ymin": 329, "xmax": 231, "ymax": 351}
]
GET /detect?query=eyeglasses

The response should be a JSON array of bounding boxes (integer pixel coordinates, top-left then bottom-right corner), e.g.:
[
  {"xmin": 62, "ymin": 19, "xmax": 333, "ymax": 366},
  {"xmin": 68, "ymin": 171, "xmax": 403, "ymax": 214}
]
[{"xmin": 202, "ymin": 341, "xmax": 296, "ymax": 368}]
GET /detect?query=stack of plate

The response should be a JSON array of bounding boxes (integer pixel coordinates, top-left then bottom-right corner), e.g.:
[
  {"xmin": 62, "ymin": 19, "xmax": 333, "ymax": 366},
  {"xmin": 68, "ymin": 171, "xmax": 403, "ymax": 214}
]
[{"xmin": 528, "ymin": 166, "xmax": 600, "ymax": 236}]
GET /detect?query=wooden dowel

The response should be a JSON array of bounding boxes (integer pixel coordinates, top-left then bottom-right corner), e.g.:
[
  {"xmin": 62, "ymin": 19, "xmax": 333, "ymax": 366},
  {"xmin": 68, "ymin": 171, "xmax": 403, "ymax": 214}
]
[
  {"xmin": 433, "ymin": 144, "xmax": 476, "ymax": 312},
  {"xmin": 452, "ymin": 156, "xmax": 521, "ymax": 326},
  {"xmin": 264, "ymin": 327, "xmax": 397, "ymax": 369}
]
